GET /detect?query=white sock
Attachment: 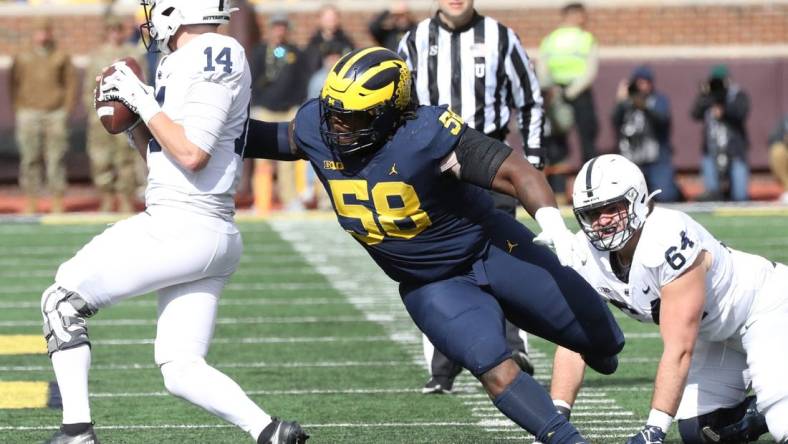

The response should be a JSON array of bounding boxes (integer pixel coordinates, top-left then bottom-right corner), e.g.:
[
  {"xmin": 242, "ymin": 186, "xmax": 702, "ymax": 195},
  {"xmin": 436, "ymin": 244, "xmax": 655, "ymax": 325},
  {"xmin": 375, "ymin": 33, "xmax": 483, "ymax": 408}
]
[
  {"xmin": 161, "ymin": 359, "xmax": 271, "ymax": 439},
  {"xmin": 51, "ymin": 345, "xmax": 92, "ymax": 424}
]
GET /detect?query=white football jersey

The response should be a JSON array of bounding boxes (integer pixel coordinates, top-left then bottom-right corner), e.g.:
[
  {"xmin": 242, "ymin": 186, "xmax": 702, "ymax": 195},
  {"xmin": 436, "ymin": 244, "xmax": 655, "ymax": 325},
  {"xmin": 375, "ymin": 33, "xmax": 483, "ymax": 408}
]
[
  {"xmin": 145, "ymin": 33, "xmax": 251, "ymax": 221},
  {"xmin": 574, "ymin": 207, "xmax": 777, "ymax": 342}
]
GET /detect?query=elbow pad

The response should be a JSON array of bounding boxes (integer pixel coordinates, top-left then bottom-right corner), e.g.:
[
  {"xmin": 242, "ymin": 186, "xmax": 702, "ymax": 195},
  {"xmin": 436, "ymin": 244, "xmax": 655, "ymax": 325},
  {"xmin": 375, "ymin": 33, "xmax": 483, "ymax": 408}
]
[
  {"xmin": 244, "ymin": 120, "xmax": 299, "ymax": 161},
  {"xmin": 454, "ymin": 129, "xmax": 513, "ymax": 188}
]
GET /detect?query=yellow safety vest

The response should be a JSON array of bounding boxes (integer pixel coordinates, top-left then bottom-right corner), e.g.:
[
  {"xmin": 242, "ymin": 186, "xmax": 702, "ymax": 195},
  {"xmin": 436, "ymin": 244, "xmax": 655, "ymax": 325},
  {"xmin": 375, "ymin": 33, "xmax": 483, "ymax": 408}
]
[{"xmin": 539, "ymin": 26, "xmax": 595, "ymax": 85}]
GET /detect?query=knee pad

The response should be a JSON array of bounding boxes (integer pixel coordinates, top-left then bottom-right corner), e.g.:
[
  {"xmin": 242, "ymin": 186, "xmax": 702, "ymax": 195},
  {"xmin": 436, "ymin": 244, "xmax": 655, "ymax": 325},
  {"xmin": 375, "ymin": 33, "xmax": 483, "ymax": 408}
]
[
  {"xmin": 160, "ymin": 357, "xmax": 207, "ymax": 398},
  {"xmin": 462, "ymin": 334, "xmax": 510, "ymax": 376},
  {"xmin": 41, "ymin": 284, "xmax": 99, "ymax": 356}
]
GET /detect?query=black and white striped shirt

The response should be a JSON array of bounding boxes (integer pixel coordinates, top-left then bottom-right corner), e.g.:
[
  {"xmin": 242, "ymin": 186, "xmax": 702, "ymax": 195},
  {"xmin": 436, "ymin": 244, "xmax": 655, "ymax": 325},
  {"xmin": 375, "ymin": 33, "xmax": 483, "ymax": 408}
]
[{"xmin": 398, "ymin": 12, "xmax": 543, "ymax": 153}]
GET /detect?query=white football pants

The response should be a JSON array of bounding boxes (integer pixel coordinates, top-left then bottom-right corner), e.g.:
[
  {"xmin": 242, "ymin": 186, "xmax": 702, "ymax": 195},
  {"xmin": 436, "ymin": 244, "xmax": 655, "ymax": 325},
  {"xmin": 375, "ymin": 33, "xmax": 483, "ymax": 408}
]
[{"xmin": 677, "ymin": 264, "xmax": 788, "ymax": 442}]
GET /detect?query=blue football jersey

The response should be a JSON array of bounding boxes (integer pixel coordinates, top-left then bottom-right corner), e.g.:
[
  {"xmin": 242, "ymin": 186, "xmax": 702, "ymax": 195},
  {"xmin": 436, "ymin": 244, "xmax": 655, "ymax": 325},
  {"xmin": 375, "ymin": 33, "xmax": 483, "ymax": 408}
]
[{"xmin": 294, "ymin": 99, "xmax": 496, "ymax": 283}]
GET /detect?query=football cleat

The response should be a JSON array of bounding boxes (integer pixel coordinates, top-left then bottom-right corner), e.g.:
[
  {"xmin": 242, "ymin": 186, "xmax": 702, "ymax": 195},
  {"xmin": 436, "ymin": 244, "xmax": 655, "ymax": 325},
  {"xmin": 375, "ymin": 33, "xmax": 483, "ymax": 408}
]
[
  {"xmin": 257, "ymin": 417, "xmax": 309, "ymax": 444},
  {"xmin": 44, "ymin": 426, "xmax": 100, "ymax": 444},
  {"xmin": 512, "ymin": 350, "xmax": 535, "ymax": 376},
  {"xmin": 421, "ymin": 376, "xmax": 454, "ymax": 395},
  {"xmin": 701, "ymin": 396, "xmax": 769, "ymax": 443}
]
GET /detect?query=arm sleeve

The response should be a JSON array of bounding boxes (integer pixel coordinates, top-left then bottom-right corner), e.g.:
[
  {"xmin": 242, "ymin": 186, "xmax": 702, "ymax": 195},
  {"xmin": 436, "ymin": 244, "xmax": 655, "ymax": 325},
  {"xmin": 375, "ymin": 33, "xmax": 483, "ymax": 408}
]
[
  {"xmin": 452, "ymin": 128, "xmax": 513, "ymax": 188},
  {"xmin": 505, "ymin": 28, "xmax": 544, "ymax": 151},
  {"xmin": 244, "ymin": 120, "xmax": 301, "ymax": 160},
  {"xmin": 182, "ymin": 81, "xmax": 233, "ymax": 155}
]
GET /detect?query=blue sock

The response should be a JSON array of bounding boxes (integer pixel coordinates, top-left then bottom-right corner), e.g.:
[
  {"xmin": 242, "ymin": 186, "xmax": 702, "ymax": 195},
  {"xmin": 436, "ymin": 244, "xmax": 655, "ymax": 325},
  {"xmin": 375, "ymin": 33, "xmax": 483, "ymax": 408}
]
[{"xmin": 493, "ymin": 372, "xmax": 586, "ymax": 443}]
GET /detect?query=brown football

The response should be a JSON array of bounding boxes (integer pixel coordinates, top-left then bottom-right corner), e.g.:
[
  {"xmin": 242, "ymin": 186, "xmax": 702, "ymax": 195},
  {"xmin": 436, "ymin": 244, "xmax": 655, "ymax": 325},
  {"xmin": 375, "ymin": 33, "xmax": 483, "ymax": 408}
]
[{"xmin": 94, "ymin": 57, "xmax": 145, "ymax": 134}]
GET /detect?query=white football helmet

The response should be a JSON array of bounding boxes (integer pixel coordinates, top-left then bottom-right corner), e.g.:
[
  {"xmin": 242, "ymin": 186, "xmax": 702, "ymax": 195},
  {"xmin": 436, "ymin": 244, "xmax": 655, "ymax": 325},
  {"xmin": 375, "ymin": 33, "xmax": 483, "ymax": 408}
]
[
  {"xmin": 572, "ymin": 154, "xmax": 660, "ymax": 251},
  {"xmin": 140, "ymin": 0, "xmax": 236, "ymax": 54}
]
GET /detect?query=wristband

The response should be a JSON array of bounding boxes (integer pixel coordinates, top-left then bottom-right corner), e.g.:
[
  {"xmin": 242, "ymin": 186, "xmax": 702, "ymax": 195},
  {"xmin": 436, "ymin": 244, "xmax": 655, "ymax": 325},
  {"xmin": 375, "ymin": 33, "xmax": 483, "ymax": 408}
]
[
  {"xmin": 646, "ymin": 408, "xmax": 673, "ymax": 432},
  {"xmin": 553, "ymin": 399, "xmax": 571, "ymax": 420}
]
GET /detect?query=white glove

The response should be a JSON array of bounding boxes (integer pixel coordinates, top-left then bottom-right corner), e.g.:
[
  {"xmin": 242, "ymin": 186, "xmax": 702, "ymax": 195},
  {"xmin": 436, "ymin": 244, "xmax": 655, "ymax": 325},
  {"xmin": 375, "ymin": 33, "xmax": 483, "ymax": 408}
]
[
  {"xmin": 99, "ymin": 61, "xmax": 161, "ymax": 124},
  {"xmin": 533, "ymin": 207, "xmax": 587, "ymax": 268}
]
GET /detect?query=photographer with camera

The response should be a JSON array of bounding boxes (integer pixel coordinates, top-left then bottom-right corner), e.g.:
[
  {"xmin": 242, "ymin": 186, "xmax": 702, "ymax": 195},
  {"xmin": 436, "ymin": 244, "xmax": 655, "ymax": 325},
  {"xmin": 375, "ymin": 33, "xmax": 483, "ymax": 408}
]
[
  {"xmin": 691, "ymin": 64, "xmax": 751, "ymax": 201},
  {"xmin": 611, "ymin": 65, "xmax": 682, "ymax": 202}
]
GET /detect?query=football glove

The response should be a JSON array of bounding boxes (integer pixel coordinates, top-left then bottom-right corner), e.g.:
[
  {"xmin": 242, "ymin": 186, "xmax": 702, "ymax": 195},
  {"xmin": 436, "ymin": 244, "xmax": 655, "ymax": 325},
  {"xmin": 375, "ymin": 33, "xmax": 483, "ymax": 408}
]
[
  {"xmin": 626, "ymin": 425, "xmax": 666, "ymax": 444},
  {"xmin": 533, "ymin": 207, "xmax": 587, "ymax": 269},
  {"xmin": 99, "ymin": 61, "xmax": 161, "ymax": 124}
]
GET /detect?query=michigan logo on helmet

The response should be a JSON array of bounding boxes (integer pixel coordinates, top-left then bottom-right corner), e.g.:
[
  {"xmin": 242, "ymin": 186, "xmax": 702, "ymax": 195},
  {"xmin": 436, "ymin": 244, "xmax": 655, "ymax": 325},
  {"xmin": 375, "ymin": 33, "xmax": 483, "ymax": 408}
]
[
  {"xmin": 140, "ymin": 0, "xmax": 236, "ymax": 54},
  {"xmin": 573, "ymin": 154, "xmax": 661, "ymax": 251},
  {"xmin": 319, "ymin": 47, "xmax": 412, "ymax": 156}
]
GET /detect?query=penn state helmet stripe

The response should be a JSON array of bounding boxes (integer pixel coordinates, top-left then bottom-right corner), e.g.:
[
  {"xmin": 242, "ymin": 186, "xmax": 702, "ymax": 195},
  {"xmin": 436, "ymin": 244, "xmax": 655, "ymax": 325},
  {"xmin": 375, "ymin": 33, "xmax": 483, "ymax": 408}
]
[{"xmin": 585, "ymin": 156, "xmax": 599, "ymax": 198}]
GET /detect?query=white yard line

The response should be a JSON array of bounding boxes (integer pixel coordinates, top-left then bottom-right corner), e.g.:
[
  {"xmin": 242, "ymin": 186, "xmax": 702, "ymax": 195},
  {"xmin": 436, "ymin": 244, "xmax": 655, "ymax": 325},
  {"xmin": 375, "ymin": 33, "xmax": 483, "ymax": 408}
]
[
  {"xmin": 0, "ymin": 360, "xmax": 408, "ymax": 372},
  {"xmin": 269, "ymin": 220, "xmax": 642, "ymax": 440}
]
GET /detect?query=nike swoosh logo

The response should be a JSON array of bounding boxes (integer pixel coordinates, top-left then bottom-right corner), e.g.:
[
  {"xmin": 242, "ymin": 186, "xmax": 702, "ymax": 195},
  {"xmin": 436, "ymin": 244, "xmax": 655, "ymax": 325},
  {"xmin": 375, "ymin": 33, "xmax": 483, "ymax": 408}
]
[{"xmin": 642, "ymin": 286, "xmax": 651, "ymax": 294}]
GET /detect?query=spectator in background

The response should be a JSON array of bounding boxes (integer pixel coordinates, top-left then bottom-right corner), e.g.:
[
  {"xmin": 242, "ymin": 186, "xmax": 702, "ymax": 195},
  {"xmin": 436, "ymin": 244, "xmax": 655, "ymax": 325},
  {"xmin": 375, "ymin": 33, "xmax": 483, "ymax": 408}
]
[
  {"xmin": 368, "ymin": 1, "xmax": 415, "ymax": 52},
  {"xmin": 538, "ymin": 2, "xmax": 599, "ymax": 163},
  {"xmin": 303, "ymin": 4, "xmax": 354, "ymax": 77},
  {"xmin": 83, "ymin": 16, "xmax": 144, "ymax": 213},
  {"xmin": 306, "ymin": 41, "xmax": 344, "ymax": 99},
  {"xmin": 10, "ymin": 18, "xmax": 75, "ymax": 214},
  {"xmin": 768, "ymin": 114, "xmax": 788, "ymax": 203},
  {"xmin": 250, "ymin": 12, "xmax": 307, "ymax": 212},
  {"xmin": 540, "ymin": 78, "xmax": 573, "ymax": 204},
  {"xmin": 611, "ymin": 65, "xmax": 682, "ymax": 202},
  {"xmin": 691, "ymin": 64, "xmax": 751, "ymax": 202}
]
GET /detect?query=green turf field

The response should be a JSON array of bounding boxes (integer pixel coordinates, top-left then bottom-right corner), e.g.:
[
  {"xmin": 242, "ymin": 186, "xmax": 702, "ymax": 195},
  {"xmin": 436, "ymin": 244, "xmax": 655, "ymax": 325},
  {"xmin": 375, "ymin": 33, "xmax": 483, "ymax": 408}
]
[{"xmin": 0, "ymin": 212, "xmax": 784, "ymax": 443}]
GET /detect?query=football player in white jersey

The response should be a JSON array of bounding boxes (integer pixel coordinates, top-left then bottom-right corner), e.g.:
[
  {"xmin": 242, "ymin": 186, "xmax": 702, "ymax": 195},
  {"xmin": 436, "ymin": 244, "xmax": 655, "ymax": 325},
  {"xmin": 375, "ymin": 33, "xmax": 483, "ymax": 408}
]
[
  {"xmin": 547, "ymin": 155, "xmax": 787, "ymax": 443},
  {"xmin": 40, "ymin": 1, "xmax": 308, "ymax": 443}
]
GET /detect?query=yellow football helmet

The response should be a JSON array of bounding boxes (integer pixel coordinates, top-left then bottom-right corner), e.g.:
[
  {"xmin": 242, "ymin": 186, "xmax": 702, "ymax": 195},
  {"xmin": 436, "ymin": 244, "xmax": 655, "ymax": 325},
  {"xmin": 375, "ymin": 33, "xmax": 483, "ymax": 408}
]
[{"xmin": 320, "ymin": 47, "xmax": 412, "ymax": 155}]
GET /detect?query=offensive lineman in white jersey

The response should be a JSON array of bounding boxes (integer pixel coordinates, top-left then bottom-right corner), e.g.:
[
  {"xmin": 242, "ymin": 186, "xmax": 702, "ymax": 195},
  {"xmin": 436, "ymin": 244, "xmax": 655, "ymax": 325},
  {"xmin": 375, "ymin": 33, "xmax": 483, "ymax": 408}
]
[
  {"xmin": 40, "ymin": 1, "xmax": 308, "ymax": 443},
  {"xmin": 547, "ymin": 154, "xmax": 787, "ymax": 443}
]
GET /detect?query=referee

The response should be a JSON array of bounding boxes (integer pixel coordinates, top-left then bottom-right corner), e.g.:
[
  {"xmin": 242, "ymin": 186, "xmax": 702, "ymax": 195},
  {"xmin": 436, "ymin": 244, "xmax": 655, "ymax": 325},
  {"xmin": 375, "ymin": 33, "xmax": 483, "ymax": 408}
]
[{"xmin": 398, "ymin": 0, "xmax": 542, "ymax": 394}]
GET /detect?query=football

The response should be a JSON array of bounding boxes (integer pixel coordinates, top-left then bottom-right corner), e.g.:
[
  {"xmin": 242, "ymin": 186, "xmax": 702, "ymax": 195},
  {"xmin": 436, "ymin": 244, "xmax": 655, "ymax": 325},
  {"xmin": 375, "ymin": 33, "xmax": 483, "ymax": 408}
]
[{"xmin": 94, "ymin": 57, "xmax": 144, "ymax": 134}]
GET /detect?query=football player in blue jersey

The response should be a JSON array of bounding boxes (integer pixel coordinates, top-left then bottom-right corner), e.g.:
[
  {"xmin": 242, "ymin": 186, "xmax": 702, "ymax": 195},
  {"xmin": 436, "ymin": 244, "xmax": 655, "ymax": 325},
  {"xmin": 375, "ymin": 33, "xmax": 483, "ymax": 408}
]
[{"xmin": 244, "ymin": 47, "xmax": 624, "ymax": 443}]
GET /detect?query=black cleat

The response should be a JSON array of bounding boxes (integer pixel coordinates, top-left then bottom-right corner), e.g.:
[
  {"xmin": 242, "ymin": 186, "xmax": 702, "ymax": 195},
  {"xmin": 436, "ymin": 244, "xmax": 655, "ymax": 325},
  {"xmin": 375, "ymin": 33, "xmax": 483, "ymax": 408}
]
[
  {"xmin": 258, "ymin": 418, "xmax": 309, "ymax": 444},
  {"xmin": 421, "ymin": 376, "xmax": 454, "ymax": 394},
  {"xmin": 43, "ymin": 425, "xmax": 100, "ymax": 444},
  {"xmin": 512, "ymin": 350, "xmax": 535, "ymax": 375},
  {"xmin": 701, "ymin": 396, "xmax": 769, "ymax": 443}
]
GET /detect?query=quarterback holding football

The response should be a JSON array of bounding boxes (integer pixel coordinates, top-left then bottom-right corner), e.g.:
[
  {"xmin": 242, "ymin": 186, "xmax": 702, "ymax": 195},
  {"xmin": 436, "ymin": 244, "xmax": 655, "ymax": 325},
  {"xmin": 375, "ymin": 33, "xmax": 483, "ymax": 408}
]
[
  {"xmin": 41, "ymin": 1, "xmax": 307, "ymax": 443},
  {"xmin": 549, "ymin": 154, "xmax": 787, "ymax": 443}
]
